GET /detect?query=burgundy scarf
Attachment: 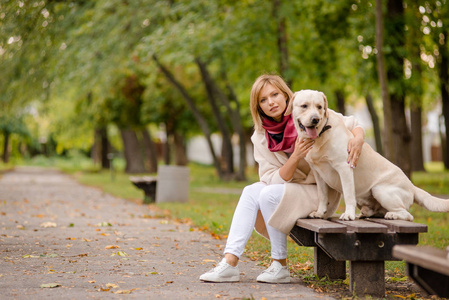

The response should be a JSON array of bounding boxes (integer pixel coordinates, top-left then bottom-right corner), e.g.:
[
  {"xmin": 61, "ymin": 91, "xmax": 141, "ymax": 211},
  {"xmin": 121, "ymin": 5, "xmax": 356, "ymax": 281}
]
[{"xmin": 262, "ymin": 114, "xmax": 297, "ymax": 153}]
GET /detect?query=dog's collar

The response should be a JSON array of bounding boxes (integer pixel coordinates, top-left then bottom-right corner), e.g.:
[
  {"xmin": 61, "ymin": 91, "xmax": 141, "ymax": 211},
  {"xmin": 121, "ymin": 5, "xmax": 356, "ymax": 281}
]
[{"xmin": 319, "ymin": 118, "xmax": 332, "ymax": 137}]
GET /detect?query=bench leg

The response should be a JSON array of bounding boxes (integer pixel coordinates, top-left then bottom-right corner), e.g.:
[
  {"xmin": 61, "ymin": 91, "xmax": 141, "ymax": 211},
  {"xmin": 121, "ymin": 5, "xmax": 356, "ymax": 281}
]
[
  {"xmin": 314, "ymin": 247, "xmax": 346, "ymax": 279},
  {"xmin": 349, "ymin": 261, "xmax": 385, "ymax": 297}
]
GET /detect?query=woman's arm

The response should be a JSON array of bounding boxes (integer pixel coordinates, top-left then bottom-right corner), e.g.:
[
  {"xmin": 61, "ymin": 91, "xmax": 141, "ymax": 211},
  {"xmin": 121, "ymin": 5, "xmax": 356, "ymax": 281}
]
[
  {"xmin": 347, "ymin": 127, "xmax": 364, "ymax": 168},
  {"xmin": 279, "ymin": 137, "xmax": 314, "ymax": 181}
]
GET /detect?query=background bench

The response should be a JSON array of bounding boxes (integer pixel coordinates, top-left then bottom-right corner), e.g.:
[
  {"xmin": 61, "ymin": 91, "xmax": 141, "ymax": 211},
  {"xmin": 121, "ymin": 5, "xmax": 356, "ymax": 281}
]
[
  {"xmin": 393, "ymin": 245, "xmax": 449, "ymax": 297},
  {"xmin": 129, "ymin": 176, "xmax": 157, "ymax": 204},
  {"xmin": 289, "ymin": 218, "xmax": 427, "ymax": 297}
]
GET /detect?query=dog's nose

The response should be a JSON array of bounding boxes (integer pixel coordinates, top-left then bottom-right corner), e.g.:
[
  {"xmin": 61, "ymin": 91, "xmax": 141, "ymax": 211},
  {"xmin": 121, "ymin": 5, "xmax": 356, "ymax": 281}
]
[{"xmin": 311, "ymin": 117, "xmax": 319, "ymax": 125}]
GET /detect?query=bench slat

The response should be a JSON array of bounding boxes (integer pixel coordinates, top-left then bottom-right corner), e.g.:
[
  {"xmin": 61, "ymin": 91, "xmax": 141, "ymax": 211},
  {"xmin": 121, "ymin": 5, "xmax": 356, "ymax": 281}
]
[
  {"xmin": 393, "ymin": 245, "xmax": 449, "ymax": 276},
  {"xmin": 129, "ymin": 176, "xmax": 157, "ymax": 183},
  {"xmin": 296, "ymin": 219, "xmax": 347, "ymax": 233},
  {"xmin": 334, "ymin": 219, "xmax": 388, "ymax": 233},
  {"xmin": 367, "ymin": 219, "xmax": 428, "ymax": 233}
]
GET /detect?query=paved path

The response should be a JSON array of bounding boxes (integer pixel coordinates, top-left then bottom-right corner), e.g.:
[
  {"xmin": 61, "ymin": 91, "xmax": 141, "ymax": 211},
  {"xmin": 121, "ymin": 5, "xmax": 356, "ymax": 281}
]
[{"xmin": 0, "ymin": 167, "xmax": 334, "ymax": 299}]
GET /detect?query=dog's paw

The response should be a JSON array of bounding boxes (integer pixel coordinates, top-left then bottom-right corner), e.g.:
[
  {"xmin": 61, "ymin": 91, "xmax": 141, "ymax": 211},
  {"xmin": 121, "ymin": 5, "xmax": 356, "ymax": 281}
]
[
  {"xmin": 309, "ymin": 211, "xmax": 324, "ymax": 219},
  {"xmin": 385, "ymin": 211, "xmax": 414, "ymax": 221},
  {"xmin": 339, "ymin": 212, "xmax": 356, "ymax": 221}
]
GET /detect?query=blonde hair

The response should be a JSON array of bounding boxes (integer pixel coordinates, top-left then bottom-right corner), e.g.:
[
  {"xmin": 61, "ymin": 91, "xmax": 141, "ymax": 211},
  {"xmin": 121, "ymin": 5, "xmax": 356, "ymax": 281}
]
[{"xmin": 250, "ymin": 74, "xmax": 293, "ymax": 131}]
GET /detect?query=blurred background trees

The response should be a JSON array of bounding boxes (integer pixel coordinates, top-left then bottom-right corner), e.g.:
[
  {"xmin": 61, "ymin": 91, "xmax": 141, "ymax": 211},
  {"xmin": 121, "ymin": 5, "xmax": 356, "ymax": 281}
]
[{"xmin": 0, "ymin": 0, "xmax": 448, "ymax": 179}]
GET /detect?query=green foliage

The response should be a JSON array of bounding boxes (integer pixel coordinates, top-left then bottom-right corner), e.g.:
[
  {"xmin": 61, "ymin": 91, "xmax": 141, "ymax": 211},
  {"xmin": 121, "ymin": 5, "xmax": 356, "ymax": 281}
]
[{"xmin": 1, "ymin": 0, "xmax": 448, "ymax": 170}]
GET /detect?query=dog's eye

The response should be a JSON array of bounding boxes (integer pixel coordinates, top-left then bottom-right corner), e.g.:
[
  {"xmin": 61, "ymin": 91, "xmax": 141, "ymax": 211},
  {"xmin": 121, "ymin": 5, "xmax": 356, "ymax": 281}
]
[
  {"xmin": 301, "ymin": 104, "xmax": 307, "ymax": 109},
  {"xmin": 317, "ymin": 105, "xmax": 322, "ymax": 110}
]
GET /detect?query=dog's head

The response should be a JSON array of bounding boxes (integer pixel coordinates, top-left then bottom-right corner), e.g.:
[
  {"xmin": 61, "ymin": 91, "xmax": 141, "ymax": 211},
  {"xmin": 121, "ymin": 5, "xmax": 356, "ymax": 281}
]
[{"xmin": 285, "ymin": 90, "xmax": 329, "ymax": 140}]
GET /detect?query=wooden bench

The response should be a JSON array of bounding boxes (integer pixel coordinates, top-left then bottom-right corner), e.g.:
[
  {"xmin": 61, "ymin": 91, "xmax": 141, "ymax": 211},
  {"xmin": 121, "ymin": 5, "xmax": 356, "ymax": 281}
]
[
  {"xmin": 289, "ymin": 218, "xmax": 427, "ymax": 297},
  {"xmin": 393, "ymin": 245, "xmax": 449, "ymax": 297},
  {"xmin": 129, "ymin": 176, "xmax": 157, "ymax": 204}
]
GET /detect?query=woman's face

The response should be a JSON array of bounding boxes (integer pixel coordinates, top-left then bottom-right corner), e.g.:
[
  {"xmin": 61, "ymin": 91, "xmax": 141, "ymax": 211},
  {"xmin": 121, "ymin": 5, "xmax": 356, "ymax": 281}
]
[{"xmin": 258, "ymin": 83, "xmax": 287, "ymax": 122}]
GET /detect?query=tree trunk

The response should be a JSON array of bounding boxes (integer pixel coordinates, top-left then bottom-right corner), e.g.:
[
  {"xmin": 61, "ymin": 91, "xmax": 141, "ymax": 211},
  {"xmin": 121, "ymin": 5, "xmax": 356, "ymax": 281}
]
[
  {"xmin": 272, "ymin": 0, "xmax": 291, "ymax": 86},
  {"xmin": 438, "ymin": 28, "xmax": 449, "ymax": 169},
  {"xmin": 390, "ymin": 96, "xmax": 411, "ymax": 177},
  {"xmin": 142, "ymin": 128, "xmax": 158, "ymax": 173},
  {"xmin": 407, "ymin": 0, "xmax": 425, "ymax": 172},
  {"xmin": 195, "ymin": 57, "xmax": 234, "ymax": 177},
  {"xmin": 93, "ymin": 127, "xmax": 111, "ymax": 169},
  {"xmin": 385, "ymin": 0, "xmax": 411, "ymax": 177},
  {"xmin": 365, "ymin": 93, "xmax": 383, "ymax": 155},
  {"xmin": 410, "ymin": 103, "xmax": 425, "ymax": 171},
  {"xmin": 120, "ymin": 128, "xmax": 146, "ymax": 174},
  {"xmin": 163, "ymin": 125, "xmax": 171, "ymax": 165},
  {"xmin": 2, "ymin": 131, "xmax": 10, "ymax": 163},
  {"xmin": 173, "ymin": 132, "xmax": 188, "ymax": 166},
  {"xmin": 335, "ymin": 90, "xmax": 345, "ymax": 115},
  {"xmin": 223, "ymin": 77, "xmax": 247, "ymax": 181},
  {"xmin": 375, "ymin": 0, "xmax": 393, "ymax": 161},
  {"xmin": 92, "ymin": 129, "xmax": 101, "ymax": 165},
  {"xmin": 153, "ymin": 55, "xmax": 224, "ymax": 179},
  {"xmin": 100, "ymin": 127, "xmax": 110, "ymax": 169}
]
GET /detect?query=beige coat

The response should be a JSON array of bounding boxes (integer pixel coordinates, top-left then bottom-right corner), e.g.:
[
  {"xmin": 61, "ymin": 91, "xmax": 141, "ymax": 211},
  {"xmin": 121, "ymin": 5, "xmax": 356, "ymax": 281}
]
[{"xmin": 252, "ymin": 113, "xmax": 362, "ymax": 239}]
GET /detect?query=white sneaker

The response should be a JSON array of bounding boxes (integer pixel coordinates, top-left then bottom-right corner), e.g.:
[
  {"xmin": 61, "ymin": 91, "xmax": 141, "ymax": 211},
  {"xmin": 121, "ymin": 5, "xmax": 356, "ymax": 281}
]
[
  {"xmin": 256, "ymin": 260, "xmax": 290, "ymax": 283},
  {"xmin": 199, "ymin": 258, "xmax": 240, "ymax": 282}
]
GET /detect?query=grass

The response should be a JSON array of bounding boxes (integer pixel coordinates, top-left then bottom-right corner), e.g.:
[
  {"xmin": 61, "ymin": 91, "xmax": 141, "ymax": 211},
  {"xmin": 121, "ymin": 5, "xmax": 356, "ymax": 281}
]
[{"xmin": 6, "ymin": 156, "xmax": 449, "ymax": 298}]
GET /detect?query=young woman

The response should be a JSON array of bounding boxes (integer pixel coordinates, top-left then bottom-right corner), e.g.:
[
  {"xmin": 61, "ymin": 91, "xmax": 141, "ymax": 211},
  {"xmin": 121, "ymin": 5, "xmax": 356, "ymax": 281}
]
[{"xmin": 200, "ymin": 74, "xmax": 364, "ymax": 283}]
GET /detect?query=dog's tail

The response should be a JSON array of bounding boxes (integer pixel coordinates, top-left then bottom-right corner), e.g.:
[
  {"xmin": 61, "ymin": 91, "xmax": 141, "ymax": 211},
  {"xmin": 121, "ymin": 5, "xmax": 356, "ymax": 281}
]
[{"xmin": 414, "ymin": 186, "xmax": 449, "ymax": 212}]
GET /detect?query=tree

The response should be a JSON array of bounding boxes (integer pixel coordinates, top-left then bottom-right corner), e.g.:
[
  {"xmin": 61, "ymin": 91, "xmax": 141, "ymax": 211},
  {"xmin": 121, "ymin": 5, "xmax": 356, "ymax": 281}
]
[
  {"xmin": 376, "ymin": 0, "xmax": 411, "ymax": 177},
  {"xmin": 375, "ymin": 0, "xmax": 393, "ymax": 159},
  {"xmin": 406, "ymin": 1, "xmax": 426, "ymax": 172}
]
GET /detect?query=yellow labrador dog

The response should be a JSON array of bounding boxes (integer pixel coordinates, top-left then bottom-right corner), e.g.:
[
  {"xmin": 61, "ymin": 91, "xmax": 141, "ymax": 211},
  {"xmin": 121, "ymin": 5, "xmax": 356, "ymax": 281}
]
[{"xmin": 287, "ymin": 89, "xmax": 449, "ymax": 221}]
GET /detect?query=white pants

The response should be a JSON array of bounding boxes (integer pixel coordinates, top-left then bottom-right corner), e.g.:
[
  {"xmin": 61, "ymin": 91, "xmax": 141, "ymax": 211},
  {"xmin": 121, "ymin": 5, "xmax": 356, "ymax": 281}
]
[{"xmin": 223, "ymin": 182, "xmax": 287, "ymax": 260}]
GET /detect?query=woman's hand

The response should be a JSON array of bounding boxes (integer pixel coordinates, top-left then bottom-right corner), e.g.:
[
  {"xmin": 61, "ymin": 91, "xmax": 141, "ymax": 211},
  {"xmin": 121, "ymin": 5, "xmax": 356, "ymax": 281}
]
[
  {"xmin": 291, "ymin": 137, "xmax": 315, "ymax": 160},
  {"xmin": 347, "ymin": 127, "xmax": 364, "ymax": 168},
  {"xmin": 279, "ymin": 137, "xmax": 314, "ymax": 181}
]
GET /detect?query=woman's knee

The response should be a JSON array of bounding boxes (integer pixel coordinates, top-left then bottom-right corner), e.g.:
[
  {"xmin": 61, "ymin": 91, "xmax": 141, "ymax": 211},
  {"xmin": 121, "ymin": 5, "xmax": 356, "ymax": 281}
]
[
  {"xmin": 239, "ymin": 182, "xmax": 266, "ymax": 206},
  {"xmin": 258, "ymin": 184, "xmax": 284, "ymax": 207}
]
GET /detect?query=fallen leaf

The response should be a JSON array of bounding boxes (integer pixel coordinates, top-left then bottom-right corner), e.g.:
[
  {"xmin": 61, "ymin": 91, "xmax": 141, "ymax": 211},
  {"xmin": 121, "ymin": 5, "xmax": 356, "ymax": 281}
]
[
  {"xmin": 117, "ymin": 251, "xmax": 129, "ymax": 257},
  {"xmin": 115, "ymin": 290, "xmax": 131, "ymax": 294},
  {"xmin": 203, "ymin": 259, "xmax": 216, "ymax": 263},
  {"xmin": 88, "ymin": 280, "xmax": 96, "ymax": 283},
  {"xmin": 106, "ymin": 283, "xmax": 119, "ymax": 288},
  {"xmin": 40, "ymin": 283, "xmax": 61, "ymax": 288},
  {"xmin": 40, "ymin": 222, "xmax": 57, "ymax": 228},
  {"xmin": 97, "ymin": 222, "xmax": 112, "ymax": 227},
  {"xmin": 134, "ymin": 247, "xmax": 143, "ymax": 250},
  {"xmin": 40, "ymin": 253, "xmax": 58, "ymax": 258},
  {"xmin": 105, "ymin": 245, "xmax": 119, "ymax": 249}
]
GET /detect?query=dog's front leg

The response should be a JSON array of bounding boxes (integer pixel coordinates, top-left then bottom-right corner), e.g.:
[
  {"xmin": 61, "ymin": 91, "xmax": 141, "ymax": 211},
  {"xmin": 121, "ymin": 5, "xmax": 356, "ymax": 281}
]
[
  {"xmin": 337, "ymin": 165, "xmax": 357, "ymax": 220},
  {"xmin": 309, "ymin": 169, "xmax": 329, "ymax": 219}
]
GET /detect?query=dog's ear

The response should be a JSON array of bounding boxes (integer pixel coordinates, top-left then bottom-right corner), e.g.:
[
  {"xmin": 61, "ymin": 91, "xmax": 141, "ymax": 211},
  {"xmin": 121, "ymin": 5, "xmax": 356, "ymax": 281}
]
[
  {"xmin": 284, "ymin": 92, "xmax": 297, "ymax": 116},
  {"xmin": 321, "ymin": 92, "xmax": 329, "ymax": 118}
]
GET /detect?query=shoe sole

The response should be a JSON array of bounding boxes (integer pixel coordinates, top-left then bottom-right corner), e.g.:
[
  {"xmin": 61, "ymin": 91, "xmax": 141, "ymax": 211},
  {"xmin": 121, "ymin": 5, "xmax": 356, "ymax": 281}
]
[
  {"xmin": 257, "ymin": 278, "xmax": 290, "ymax": 284},
  {"xmin": 199, "ymin": 276, "xmax": 240, "ymax": 283}
]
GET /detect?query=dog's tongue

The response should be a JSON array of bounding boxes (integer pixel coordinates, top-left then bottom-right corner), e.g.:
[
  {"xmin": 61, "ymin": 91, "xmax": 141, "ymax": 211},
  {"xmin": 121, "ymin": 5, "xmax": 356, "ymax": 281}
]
[{"xmin": 306, "ymin": 127, "xmax": 318, "ymax": 139}]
